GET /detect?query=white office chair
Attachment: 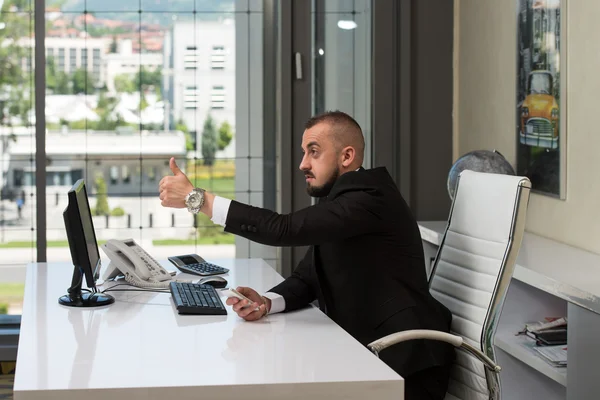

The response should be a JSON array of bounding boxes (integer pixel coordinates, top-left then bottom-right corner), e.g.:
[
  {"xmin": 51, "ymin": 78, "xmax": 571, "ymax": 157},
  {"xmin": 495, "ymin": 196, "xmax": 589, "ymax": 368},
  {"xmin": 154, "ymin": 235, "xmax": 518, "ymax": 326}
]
[{"xmin": 368, "ymin": 170, "xmax": 531, "ymax": 400}]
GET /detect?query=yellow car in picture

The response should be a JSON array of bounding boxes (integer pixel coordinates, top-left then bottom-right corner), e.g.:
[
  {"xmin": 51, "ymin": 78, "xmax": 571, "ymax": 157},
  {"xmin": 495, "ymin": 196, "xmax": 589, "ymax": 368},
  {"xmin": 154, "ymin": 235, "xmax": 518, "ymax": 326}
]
[{"xmin": 519, "ymin": 70, "xmax": 559, "ymax": 149}]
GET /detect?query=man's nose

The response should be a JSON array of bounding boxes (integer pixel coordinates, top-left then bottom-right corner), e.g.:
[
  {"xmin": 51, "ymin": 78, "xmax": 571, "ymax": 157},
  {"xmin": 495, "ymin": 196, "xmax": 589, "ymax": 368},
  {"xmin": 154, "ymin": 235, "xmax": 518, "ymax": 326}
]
[{"xmin": 299, "ymin": 155, "xmax": 310, "ymax": 171}]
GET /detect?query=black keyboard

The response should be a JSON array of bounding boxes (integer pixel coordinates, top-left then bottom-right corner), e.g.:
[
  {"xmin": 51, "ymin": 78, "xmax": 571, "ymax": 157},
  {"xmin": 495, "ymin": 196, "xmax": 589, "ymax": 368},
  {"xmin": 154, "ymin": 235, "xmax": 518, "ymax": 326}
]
[
  {"xmin": 173, "ymin": 262, "xmax": 230, "ymax": 276},
  {"xmin": 170, "ymin": 282, "xmax": 227, "ymax": 315}
]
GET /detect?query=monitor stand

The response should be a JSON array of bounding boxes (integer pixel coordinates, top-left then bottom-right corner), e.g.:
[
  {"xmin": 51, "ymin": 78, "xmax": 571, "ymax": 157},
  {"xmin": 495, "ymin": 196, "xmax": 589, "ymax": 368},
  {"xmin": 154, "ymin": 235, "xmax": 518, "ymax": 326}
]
[{"xmin": 58, "ymin": 264, "xmax": 114, "ymax": 307}]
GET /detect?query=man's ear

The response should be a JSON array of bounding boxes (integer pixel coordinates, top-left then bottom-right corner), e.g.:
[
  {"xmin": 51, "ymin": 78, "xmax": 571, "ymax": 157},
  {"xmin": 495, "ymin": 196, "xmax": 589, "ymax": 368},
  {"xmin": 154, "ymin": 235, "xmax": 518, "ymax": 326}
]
[{"xmin": 340, "ymin": 146, "xmax": 355, "ymax": 167}]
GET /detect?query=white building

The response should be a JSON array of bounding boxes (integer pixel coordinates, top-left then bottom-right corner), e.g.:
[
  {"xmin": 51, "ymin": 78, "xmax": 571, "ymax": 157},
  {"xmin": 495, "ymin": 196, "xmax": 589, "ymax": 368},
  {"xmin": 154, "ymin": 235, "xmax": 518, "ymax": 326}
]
[
  {"xmin": 163, "ymin": 19, "xmax": 235, "ymax": 155},
  {"xmin": 45, "ymin": 36, "xmax": 108, "ymax": 84},
  {"xmin": 5, "ymin": 130, "xmax": 187, "ymax": 197},
  {"xmin": 11, "ymin": 36, "xmax": 107, "ymax": 85},
  {"xmin": 104, "ymin": 39, "xmax": 163, "ymax": 94}
]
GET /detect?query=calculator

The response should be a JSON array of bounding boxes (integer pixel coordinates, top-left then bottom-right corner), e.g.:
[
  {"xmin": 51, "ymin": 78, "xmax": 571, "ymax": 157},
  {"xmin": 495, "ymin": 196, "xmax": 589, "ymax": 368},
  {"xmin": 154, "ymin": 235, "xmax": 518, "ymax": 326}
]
[{"xmin": 167, "ymin": 254, "xmax": 229, "ymax": 276}]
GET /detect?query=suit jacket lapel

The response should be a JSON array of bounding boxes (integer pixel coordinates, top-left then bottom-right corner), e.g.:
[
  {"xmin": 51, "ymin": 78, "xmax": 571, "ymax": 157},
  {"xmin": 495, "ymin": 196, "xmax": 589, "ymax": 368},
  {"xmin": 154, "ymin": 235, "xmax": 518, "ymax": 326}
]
[{"xmin": 313, "ymin": 196, "xmax": 333, "ymax": 315}]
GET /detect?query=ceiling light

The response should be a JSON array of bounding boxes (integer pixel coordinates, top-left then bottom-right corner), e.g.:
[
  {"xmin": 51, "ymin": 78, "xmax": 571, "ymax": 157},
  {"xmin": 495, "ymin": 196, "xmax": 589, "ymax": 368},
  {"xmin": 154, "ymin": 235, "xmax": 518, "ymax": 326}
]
[{"xmin": 337, "ymin": 20, "xmax": 357, "ymax": 30}]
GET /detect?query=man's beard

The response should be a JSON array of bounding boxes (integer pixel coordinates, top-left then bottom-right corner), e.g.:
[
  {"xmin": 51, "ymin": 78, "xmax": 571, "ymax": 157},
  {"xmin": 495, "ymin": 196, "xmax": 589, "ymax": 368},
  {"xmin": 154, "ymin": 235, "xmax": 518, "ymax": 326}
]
[{"xmin": 306, "ymin": 168, "xmax": 339, "ymax": 197}]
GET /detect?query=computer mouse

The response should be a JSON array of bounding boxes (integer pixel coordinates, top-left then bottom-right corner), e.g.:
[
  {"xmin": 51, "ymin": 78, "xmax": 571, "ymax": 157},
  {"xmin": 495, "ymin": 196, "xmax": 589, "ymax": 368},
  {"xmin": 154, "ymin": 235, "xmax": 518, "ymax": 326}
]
[{"xmin": 198, "ymin": 276, "xmax": 228, "ymax": 288}]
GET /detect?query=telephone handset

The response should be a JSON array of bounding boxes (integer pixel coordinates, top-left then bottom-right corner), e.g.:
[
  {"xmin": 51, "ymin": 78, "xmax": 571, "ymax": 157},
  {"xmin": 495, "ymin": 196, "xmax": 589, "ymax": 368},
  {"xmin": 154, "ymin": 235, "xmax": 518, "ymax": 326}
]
[{"xmin": 101, "ymin": 239, "xmax": 173, "ymax": 289}]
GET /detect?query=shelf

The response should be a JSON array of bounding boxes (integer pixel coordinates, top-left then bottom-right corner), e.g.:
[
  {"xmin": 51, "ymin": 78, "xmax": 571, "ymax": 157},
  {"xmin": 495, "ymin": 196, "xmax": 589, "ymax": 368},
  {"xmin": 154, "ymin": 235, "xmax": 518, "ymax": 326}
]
[
  {"xmin": 418, "ymin": 220, "xmax": 600, "ymax": 316},
  {"xmin": 495, "ymin": 327, "xmax": 567, "ymax": 387}
]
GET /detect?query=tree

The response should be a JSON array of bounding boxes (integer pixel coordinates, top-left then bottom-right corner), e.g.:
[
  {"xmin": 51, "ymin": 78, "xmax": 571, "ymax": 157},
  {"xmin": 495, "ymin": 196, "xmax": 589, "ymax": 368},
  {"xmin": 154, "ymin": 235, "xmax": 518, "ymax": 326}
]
[
  {"xmin": 0, "ymin": 1, "xmax": 33, "ymax": 127},
  {"xmin": 94, "ymin": 176, "xmax": 110, "ymax": 216},
  {"xmin": 175, "ymin": 118, "xmax": 194, "ymax": 151},
  {"xmin": 201, "ymin": 114, "xmax": 217, "ymax": 166},
  {"xmin": 139, "ymin": 90, "xmax": 149, "ymax": 111},
  {"xmin": 72, "ymin": 67, "xmax": 95, "ymax": 94},
  {"xmin": 45, "ymin": 57, "xmax": 58, "ymax": 92},
  {"xmin": 109, "ymin": 35, "xmax": 118, "ymax": 53},
  {"xmin": 114, "ymin": 74, "xmax": 136, "ymax": 93},
  {"xmin": 54, "ymin": 71, "xmax": 71, "ymax": 94},
  {"xmin": 217, "ymin": 120, "xmax": 233, "ymax": 151},
  {"xmin": 135, "ymin": 66, "xmax": 162, "ymax": 90}
]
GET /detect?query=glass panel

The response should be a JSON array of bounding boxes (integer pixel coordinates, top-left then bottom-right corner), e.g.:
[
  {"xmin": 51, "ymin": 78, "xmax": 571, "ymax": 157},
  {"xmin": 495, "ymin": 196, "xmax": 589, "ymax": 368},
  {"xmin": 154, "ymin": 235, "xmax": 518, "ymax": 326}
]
[
  {"xmin": 0, "ymin": 4, "xmax": 34, "ymax": 316},
  {"xmin": 312, "ymin": 0, "xmax": 372, "ymax": 168},
  {"xmin": 41, "ymin": 0, "xmax": 269, "ymax": 271}
]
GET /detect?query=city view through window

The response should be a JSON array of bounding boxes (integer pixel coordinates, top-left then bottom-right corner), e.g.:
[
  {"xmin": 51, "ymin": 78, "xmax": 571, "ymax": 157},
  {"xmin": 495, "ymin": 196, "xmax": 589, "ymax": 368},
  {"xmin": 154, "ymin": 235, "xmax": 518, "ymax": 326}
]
[{"xmin": 0, "ymin": 0, "xmax": 268, "ymax": 315}]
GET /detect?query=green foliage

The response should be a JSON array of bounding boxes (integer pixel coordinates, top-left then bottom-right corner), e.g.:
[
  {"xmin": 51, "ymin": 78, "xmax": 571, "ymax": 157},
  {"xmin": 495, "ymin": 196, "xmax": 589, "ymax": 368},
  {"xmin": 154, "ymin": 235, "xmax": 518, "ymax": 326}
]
[
  {"xmin": 135, "ymin": 66, "xmax": 162, "ymax": 91},
  {"xmin": 86, "ymin": 25, "xmax": 128, "ymax": 38},
  {"xmin": 94, "ymin": 177, "xmax": 110, "ymax": 216},
  {"xmin": 0, "ymin": 303, "xmax": 8, "ymax": 314},
  {"xmin": 114, "ymin": 74, "xmax": 136, "ymax": 93},
  {"xmin": 54, "ymin": 71, "xmax": 71, "ymax": 94},
  {"xmin": 72, "ymin": 67, "xmax": 95, "ymax": 94},
  {"xmin": 68, "ymin": 120, "xmax": 88, "ymax": 130},
  {"xmin": 217, "ymin": 120, "xmax": 233, "ymax": 151},
  {"xmin": 0, "ymin": 1, "xmax": 33, "ymax": 126},
  {"xmin": 195, "ymin": 212, "xmax": 224, "ymax": 238},
  {"xmin": 139, "ymin": 91, "xmax": 149, "ymax": 111},
  {"xmin": 175, "ymin": 118, "xmax": 194, "ymax": 151},
  {"xmin": 201, "ymin": 114, "xmax": 217, "ymax": 166},
  {"xmin": 110, "ymin": 206, "xmax": 125, "ymax": 216},
  {"xmin": 97, "ymin": 91, "xmax": 111, "ymax": 110}
]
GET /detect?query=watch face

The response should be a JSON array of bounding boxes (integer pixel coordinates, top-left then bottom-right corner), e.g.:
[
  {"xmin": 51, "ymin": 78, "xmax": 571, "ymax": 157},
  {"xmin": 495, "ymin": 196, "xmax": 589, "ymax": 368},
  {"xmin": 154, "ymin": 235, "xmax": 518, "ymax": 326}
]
[{"xmin": 188, "ymin": 194, "xmax": 200, "ymax": 207}]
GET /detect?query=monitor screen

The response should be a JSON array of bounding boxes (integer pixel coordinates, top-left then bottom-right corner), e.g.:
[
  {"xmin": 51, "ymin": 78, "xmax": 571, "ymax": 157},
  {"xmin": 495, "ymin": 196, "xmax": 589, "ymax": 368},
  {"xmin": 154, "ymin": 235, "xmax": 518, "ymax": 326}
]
[{"xmin": 64, "ymin": 179, "xmax": 101, "ymax": 288}]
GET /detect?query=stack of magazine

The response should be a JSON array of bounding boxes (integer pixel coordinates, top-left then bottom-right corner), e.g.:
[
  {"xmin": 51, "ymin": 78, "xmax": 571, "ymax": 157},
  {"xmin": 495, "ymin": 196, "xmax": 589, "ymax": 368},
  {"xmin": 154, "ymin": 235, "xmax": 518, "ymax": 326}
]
[
  {"xmin": 517, "ymin": 317, "xmax": 567, "ymax": 367},
  {"xmin": 532, "ymin": 345, "xmax": 567, "ymax": 368}
]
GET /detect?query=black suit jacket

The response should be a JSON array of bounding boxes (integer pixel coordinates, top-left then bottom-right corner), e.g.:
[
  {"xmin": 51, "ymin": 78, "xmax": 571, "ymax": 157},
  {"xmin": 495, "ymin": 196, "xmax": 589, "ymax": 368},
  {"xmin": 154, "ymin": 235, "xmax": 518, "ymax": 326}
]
[{"xmin": 224, "ymin": 167, "xmax": 454, "ymax": 377}]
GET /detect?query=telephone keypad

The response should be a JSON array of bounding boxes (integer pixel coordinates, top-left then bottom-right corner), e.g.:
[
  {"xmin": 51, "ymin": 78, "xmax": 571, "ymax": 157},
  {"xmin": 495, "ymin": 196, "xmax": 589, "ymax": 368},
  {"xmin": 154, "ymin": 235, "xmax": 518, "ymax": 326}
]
[{"xmin": 172, "ymin": 262, "xmax": 229, "ymax": 276}]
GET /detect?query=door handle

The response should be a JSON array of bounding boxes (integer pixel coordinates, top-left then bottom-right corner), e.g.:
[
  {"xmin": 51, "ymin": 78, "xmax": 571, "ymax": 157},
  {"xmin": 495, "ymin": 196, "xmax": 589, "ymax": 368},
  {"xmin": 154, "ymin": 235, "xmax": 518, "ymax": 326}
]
[{"xmin": 295, "ymin": 52, "xmax": 302, "ymax": 80}]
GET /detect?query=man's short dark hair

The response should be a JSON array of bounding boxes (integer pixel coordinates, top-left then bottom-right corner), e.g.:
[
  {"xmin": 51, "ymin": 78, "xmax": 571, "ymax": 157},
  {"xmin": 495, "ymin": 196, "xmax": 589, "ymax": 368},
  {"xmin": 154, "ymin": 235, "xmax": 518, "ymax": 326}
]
[{"xmin": 304, "ymin": 110, "xmax": 362, "ymax": 134}]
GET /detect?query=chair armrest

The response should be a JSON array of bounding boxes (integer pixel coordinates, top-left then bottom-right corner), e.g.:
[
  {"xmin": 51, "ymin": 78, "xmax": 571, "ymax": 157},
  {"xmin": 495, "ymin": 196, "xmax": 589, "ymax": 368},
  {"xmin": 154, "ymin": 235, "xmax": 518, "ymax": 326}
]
[{"xmin": 367, "ymin": 329, "xmax": 501, "ymax": 373}]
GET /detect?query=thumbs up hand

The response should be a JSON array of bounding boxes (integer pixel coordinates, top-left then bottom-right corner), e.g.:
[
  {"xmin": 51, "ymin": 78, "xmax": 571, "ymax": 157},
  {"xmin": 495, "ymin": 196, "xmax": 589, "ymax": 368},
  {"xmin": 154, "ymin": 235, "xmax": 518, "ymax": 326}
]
[
  {"xmin": 159, "ymin": 157, "xmax": 194, "ymax": 208},
  {"xmin": 169, "ymin": 157, "xmax": 183, "ymax": 176}
]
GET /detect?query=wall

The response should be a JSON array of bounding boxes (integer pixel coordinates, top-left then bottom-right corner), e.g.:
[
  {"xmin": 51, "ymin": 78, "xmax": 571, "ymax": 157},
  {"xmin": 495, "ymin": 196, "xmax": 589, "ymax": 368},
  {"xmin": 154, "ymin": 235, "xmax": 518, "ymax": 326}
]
[
  {"xmin": 455, "ymin": 0, "xmax": 600, "ymax": 254},
  {"xmin": 410, "ymin": 0, "xmax": 454, "ymax": 220}
]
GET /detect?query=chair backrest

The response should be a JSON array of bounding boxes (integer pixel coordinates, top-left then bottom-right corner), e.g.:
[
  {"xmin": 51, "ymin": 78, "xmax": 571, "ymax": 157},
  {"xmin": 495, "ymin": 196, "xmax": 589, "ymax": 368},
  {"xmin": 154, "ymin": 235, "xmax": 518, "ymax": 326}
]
[{"xmin": 429, "ymin": 170, "xmax": 531, "ymax": 400}]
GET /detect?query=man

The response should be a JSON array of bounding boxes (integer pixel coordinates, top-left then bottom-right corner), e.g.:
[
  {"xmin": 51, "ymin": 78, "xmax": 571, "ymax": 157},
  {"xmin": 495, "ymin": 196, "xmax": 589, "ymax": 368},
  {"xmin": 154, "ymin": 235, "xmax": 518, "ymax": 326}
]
[{"xmin": 159, "ymin": 111, "xmax": 454, "ymax": 399}]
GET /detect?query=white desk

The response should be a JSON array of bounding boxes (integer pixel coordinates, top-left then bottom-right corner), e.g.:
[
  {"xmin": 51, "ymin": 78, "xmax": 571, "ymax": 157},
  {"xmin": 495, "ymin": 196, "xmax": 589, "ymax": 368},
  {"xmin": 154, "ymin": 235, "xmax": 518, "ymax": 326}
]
[{"xmin": 14, "ymin": 258, "xmax": 403, "ymax": 400}]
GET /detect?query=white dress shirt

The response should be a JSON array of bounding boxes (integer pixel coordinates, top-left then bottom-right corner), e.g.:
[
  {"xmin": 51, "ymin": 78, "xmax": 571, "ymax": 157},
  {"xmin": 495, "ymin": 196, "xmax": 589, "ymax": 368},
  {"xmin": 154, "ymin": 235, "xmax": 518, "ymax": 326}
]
[{"xmin": 210, "ymin": 196, "xmax": 286, "ymax": 314}]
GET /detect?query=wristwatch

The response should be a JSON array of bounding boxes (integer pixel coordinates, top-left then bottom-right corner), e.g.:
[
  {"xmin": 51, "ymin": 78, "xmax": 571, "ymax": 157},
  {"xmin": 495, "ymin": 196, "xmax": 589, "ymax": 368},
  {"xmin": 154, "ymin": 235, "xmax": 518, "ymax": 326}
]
[{"xmin": 184, "ymin": 188, "xmax": 206, "ymax": 214}]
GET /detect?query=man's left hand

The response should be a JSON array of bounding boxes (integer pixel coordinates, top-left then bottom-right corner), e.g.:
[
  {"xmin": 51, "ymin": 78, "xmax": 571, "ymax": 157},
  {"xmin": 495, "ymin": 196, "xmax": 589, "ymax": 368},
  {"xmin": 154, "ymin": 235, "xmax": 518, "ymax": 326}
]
[{"xmin": 159, "ymin": 157, "xmax": 194, "ymax": 208}]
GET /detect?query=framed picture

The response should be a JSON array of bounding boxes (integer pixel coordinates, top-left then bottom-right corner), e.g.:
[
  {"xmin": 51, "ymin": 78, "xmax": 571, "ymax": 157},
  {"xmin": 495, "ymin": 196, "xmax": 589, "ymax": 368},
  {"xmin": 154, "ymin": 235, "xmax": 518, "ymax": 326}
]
[{"xmin": 516, "ymin": 0, "xmax": 566, "ymax": 198}]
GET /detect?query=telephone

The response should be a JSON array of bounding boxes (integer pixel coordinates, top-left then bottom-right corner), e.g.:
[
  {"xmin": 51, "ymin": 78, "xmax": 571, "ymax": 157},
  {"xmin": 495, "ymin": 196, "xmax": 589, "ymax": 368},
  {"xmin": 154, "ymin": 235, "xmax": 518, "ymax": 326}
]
[{"xmin": 101, "ymin": 239, "xmax": 175, "ymax": 289}]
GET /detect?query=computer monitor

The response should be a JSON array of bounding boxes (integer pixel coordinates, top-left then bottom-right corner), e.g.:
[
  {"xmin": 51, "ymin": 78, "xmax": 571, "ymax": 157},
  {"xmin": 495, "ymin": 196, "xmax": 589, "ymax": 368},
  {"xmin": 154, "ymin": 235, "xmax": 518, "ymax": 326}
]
[{"xmin": 58, "ymin": 179, "xmax": 114, "ymax": 307}]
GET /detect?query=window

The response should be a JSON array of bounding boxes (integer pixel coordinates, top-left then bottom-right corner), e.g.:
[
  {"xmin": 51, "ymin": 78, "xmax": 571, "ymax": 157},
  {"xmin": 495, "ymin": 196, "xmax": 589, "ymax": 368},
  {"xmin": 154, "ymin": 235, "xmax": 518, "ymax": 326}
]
[
  {"xmin": 210, "ymin": 85, "xmax": 226, "ymax": 109},
  {"xmin": 189, "ymin": 130, "xmax": 197, "ymax": 151},
  {"xmin": 110, "ymin": 166, "xmax": 119, "ymax": 185},
  {"xmin": 147, "ymin": 166, "xmax": 156, "ymax": 182},
  {"xmin": 71, "ymin": 169, "xmax": 83, "ymax": 183},
  {"xmin": 211, "ymin": 45, "xmax": 226, "ymax": 69},
  {"xmin": 24, "ymin": 171, "xmax": 35, "ymax": 187},
  {"xmin": 92, "ymin": 48, "xmax": 101, "ymax": 78},
  {"xmin": 58, "ymin": 48, "xmax": 65, "ymax": 70},
  {"xmin": 0, "ymin": 1, "xmax": 272, "ymax": 325},
  {"xmin": 122, "ymin": 165, "xmax": 130, "ymax": 184},
  {"xmin": 81, "ymin": 48, "xmax": 88, "ymax": 69},
  {"xmin": 184, "ymin": 85, "xmax": 198, "ymax": 109},
  {"xmin": 184, "ymin": 46, "xmax": 198, "ymax": 70},
  {"xmin": 69, "ymin": 48, "xmax": 76, "ymax": 71},
  {"xmin": 13, "ymin": 169, "xmax": 23, "ymax": 187}
]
